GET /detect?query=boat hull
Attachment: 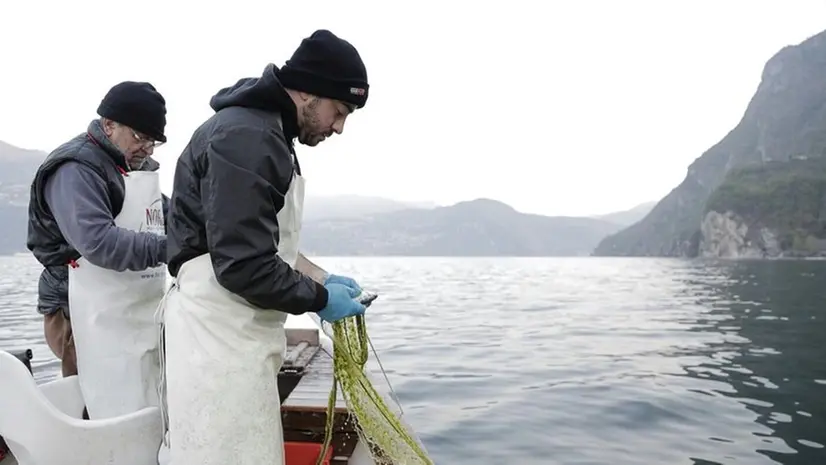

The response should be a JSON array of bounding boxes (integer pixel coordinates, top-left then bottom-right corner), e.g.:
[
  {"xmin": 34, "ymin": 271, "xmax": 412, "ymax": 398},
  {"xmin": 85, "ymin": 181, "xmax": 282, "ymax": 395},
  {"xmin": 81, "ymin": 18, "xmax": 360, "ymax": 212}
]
[{"xmin": 1, "ymin": 314, "xmax": 427, "ymax": 465}]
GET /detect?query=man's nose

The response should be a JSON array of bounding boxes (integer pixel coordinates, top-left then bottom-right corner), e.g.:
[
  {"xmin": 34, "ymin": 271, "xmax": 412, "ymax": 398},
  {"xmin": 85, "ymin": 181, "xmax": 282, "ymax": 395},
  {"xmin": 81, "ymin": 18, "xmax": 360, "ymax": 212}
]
[{"xmin": 332, "ymin": 120, "xmax": 345, "ymax": 135}]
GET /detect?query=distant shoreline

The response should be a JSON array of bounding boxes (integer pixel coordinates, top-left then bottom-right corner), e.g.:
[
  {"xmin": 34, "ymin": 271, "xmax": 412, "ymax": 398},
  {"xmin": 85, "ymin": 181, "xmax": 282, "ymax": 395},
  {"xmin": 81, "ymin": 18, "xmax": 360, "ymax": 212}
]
[{"xmin": 5, "ymin": 252, "xmax": 826, "ymax": 261}]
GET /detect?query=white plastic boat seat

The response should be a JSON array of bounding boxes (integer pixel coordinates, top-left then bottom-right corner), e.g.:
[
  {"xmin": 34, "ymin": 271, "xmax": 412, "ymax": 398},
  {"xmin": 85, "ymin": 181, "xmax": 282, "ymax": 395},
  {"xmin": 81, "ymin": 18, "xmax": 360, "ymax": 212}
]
[
  {"xmin": 0, "ymin": 350, "xmax": 163, "ymax": 465},
  {"xmin": 38, "ymin": 376, "xmax": 86, "ymax": 419}
]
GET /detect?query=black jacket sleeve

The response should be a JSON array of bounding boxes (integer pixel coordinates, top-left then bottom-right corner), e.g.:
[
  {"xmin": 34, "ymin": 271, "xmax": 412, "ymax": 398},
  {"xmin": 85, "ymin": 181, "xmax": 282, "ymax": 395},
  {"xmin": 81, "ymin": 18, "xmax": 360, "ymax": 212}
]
[{"xmin": 201, "ymin": 123, "xmax": 328, "ymax": 314}]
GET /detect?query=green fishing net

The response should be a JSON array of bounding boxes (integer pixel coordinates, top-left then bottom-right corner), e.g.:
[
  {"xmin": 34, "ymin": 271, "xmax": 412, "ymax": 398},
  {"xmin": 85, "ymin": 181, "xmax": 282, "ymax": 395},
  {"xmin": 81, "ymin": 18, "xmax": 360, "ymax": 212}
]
[{"xmin": 316, "ymin": 315, "xmax": 434, "ymax": 465}]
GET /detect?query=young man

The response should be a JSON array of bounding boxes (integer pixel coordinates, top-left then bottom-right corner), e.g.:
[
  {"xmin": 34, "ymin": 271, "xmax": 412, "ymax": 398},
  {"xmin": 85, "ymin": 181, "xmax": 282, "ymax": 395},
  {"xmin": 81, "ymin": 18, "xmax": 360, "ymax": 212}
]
[{"xmin": 161, "ymin": 30, "xmax": 371, "ymax": 464}]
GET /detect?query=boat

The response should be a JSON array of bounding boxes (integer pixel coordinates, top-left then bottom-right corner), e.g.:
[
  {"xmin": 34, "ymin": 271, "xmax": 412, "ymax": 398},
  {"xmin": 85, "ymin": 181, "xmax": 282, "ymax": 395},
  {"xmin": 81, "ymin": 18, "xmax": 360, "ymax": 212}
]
[{"xmin": 0, "ymin": 313, "xmax": 429, "ymax": 465}]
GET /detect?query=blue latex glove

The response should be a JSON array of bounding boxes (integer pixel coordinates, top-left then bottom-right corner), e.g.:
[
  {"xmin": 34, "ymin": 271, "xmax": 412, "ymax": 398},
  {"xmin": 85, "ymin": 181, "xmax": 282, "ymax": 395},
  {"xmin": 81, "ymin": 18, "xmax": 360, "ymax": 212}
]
[
  {"xmin": 324, "ymin": 273, "xmax": 362, "ymax": 293},
  {"xmin": 317, "ymin": 283, "xmax": 366, "ymax": 323}
]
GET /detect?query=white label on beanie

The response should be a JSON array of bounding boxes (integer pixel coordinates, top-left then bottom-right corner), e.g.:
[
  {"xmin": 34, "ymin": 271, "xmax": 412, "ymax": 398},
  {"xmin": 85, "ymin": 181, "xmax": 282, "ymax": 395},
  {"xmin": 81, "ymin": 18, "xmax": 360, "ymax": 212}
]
[{"xmin": 350, "ymin": 87, "xmax": 365, "ymax": 96}]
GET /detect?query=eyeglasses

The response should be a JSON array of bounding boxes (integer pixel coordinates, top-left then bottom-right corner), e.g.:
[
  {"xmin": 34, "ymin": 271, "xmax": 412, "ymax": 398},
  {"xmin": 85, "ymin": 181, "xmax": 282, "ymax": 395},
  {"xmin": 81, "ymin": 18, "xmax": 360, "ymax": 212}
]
[{"xmin": 131, "ymin": 129, "xmax": 164, "ymax": 149}]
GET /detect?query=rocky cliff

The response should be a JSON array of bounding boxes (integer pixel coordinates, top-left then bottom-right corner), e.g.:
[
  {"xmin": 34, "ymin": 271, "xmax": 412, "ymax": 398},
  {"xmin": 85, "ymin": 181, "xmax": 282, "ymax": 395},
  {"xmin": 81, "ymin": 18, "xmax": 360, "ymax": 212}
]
[
  {"xmin": 593, "ymin": 29, "xmax": 826, "ymax": 258},
  {"xmin": 698, "ymin": 157, "xmax": 826, "ymax": 258}
]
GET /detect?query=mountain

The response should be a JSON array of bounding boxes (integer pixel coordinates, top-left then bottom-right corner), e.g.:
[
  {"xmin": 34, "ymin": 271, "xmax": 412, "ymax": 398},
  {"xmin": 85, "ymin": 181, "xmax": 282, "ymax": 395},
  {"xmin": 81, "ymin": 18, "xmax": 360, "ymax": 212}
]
[
  {"xmin": 593, "ymin": 201, "xmax": 656, "ymax": 227},
  {"xmin": 300, "ymin": 198, "xmax": 624, "ymax": 256},
  {"xmin": 0, "ymin": 141, "xmax": 45, "ymax": 255},
  {"xmin": 0, "ymin": 141, "xmax": 45, "ymax": 206},
  {"xmin": 0, "ymin": 140, "xmax": 640, "ymax": 258},
  {"xmin": 303, "ymin": 195, "xmax": 436, "ymax": 221},
  {"xmin": 593, "ymin": 29, "xmax": 826, "ymax": 258}
]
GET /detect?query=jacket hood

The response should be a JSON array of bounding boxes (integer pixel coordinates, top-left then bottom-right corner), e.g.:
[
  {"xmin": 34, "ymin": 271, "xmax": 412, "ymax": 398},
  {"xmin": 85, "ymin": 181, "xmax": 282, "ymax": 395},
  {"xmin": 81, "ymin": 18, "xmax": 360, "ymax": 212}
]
[{"xmin": 209, "ymin": 64, "xmax": 299, "ymax": 139}]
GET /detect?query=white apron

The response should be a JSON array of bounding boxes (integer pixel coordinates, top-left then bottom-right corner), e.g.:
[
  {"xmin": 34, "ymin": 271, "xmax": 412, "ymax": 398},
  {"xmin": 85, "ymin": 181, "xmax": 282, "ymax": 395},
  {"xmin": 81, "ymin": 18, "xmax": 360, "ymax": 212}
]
[
  {"xmin": 160, "ymin": 168, "xmax": 306, "ymax": 465},
  {"xmin": 68, "ymin": 169, "xmax": 166, "ymax": 420}
]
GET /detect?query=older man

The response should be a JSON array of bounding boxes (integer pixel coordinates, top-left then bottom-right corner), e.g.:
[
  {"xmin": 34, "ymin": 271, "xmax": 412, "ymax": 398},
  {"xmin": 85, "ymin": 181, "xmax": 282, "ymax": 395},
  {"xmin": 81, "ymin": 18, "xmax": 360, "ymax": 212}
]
[
  {"xmin": 161, "ymin": 29, "xmax": 370, "ymax": 464},
  {"xmin": 27, "ymin": 81, "xmax": 169, "ymax": 420}
]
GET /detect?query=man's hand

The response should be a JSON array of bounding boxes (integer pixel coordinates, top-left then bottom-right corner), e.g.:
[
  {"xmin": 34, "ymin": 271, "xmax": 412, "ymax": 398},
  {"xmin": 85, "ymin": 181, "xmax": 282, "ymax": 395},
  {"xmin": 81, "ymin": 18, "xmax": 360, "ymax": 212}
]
[{"xmin": 323, "ymin": 274, "xmax": 362, "ymax": 293}]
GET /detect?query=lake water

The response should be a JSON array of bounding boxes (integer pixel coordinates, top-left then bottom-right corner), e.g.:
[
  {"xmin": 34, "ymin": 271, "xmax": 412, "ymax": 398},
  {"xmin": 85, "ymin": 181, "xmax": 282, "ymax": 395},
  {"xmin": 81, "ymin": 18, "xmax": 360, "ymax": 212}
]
[{"xmin": 1, "ymin": 254, "xmax": 825, "ymax": 464}]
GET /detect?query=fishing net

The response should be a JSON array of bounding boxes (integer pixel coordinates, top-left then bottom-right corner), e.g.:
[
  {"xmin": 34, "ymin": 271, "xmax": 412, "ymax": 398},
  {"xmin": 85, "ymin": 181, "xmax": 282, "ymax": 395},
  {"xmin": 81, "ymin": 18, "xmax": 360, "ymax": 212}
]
[{"xmin": 316, "ymin": 314, "xmax": 434, "ymax": 465}]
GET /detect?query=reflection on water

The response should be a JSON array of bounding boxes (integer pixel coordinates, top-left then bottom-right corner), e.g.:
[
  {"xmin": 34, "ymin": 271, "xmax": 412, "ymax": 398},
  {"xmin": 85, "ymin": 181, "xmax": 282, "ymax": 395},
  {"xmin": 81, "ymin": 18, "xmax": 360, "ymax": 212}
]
[
  {"xmin": 673, "ymin": 260, "xmax": 826, "ymax": 464},
  {"xmin": 0, "ymin": 254, "xmax": 61, "ymax": 383},
  {"xmin": 0, "ymin": 255, "xmax": 824, "ymax": 464}
]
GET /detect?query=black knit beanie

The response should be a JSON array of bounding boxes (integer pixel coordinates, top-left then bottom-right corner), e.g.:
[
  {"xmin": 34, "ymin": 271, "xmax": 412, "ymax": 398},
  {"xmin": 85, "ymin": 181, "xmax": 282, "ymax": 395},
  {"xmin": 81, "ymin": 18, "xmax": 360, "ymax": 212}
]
[
  {"xmin": 277, "ymin": 30, "xmax": 369, "ymax": 109},
  {"xmin": 96, "ymin": 81, "xmax": 168, "ymax": 143}
]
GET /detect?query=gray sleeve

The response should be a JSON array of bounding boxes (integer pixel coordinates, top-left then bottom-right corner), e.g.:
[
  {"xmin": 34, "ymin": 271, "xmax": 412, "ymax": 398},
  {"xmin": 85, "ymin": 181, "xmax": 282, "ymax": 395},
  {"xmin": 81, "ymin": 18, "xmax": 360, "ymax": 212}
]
[{"xmin": 44, "ymin": 161, "xmax": 167, "ymax": 272}]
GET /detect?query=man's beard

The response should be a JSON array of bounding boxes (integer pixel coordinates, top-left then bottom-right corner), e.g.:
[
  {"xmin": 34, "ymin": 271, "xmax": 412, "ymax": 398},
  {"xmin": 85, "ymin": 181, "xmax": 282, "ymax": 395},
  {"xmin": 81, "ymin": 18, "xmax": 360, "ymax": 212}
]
[
  {"xmin": 299, "ymin": 98, "xmax": 327, "ymax": 146},
  {"xmin": 128, "ymin": 155, "xmax": 148, "ymax": 170}
]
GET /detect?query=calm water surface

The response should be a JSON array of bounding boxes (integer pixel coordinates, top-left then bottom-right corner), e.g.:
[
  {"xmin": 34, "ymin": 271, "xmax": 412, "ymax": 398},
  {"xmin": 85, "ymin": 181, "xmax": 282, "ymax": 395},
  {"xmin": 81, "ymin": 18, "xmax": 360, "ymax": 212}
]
[{"xmin": 1, "ymin": 255, "xmax": 825, "ymax": 464}]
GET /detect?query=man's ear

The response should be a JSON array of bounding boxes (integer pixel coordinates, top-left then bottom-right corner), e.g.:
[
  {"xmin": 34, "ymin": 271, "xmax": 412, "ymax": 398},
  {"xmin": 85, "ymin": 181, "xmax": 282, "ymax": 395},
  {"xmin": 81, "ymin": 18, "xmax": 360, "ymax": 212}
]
[{"xmin": 100, "ymin": 118, "xmax": 116, "ymax": 136}]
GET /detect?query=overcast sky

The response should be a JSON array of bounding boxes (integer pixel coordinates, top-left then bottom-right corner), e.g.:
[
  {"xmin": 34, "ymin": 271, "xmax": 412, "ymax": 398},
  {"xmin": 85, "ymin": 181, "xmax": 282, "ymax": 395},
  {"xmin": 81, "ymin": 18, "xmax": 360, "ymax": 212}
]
[{"xmin": 1, "ymin": 0, "xmax": 824, "ymax": 216}]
